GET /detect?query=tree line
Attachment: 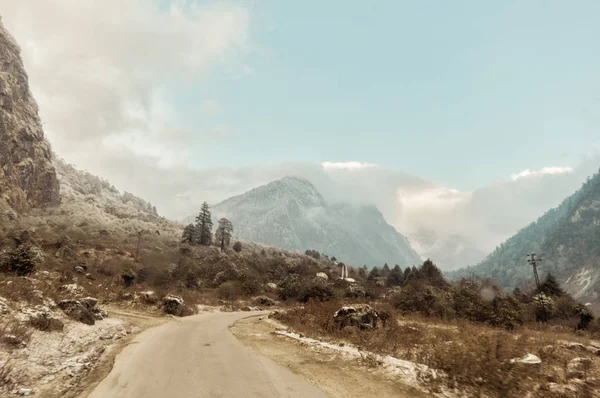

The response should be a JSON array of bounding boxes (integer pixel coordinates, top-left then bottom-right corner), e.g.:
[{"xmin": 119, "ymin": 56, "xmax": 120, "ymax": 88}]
[{"xmin": 181, "ymin": 201, "xmax": 242, "ymax": 252}]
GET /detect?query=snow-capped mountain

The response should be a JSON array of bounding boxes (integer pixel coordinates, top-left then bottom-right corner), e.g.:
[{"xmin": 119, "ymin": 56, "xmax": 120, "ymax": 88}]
[{"xmin": 191, "ymin": 177, "xmax": 422, "ymax": 267}]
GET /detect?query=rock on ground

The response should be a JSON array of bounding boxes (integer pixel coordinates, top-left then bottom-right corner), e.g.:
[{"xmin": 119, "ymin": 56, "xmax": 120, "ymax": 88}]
[
  {"xmin": 162, "ymin": 295, "xmax": 185, "ymax": 316},
  {"xmin": 333, "ymin": 305, "xmax": 380, "ymax": 330}
]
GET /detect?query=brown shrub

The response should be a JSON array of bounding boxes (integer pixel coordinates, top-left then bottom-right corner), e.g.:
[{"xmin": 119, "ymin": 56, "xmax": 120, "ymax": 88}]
[{"xmin": 218, "ymin": 281, "xmax": 243, "ymax": 301}]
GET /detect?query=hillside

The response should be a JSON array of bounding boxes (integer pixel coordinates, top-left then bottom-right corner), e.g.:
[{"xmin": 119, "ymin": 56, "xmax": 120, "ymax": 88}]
[
  {"xmin": 194, "ymin": 177, "xmax": 422, "ymax": 267},
  {"xmin": 450, "ymin": 169, "xmax": 600, "ymax": 301}
]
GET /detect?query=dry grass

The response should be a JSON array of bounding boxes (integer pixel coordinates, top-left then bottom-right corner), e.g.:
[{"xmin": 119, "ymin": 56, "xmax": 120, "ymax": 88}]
[
  {"xmin": 0, "ymin": 320, "xmax": 32, "ymax": 349},
  {"xmin": 275, "ymin": 300, "xmax": 600, "ymax": 397},
  {"xmin": 0, "ymin": 358, "xmax": 13, "ymax": 388}
]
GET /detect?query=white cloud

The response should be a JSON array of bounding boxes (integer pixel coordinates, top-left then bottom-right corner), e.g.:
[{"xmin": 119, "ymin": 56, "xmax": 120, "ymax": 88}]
[
  {"xmin": 322, "ymin": 161, "xmax": 377, "ymax": 170},
  {"xmin": 200, "ymin": 100, "xmax": 221, "ymax": 117},
  {"xmin": 0, "ymin": 0, "xmax": 251, "ymax": 175},
  {"xmin": 511, "ymin": 166, "xmax": 574, "ymax": 181}
]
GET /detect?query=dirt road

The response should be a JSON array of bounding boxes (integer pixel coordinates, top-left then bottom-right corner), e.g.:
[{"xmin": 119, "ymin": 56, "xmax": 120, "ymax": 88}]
[{"xmin": 87, "ymin": 312, "xmax": 327, "ymax": 398}]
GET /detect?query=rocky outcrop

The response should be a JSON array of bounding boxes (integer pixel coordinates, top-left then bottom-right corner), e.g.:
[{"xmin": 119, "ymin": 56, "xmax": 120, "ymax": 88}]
[
  {"xmin": 0, "ymin": 20, "xmax": 60, "ymax": 211},
  {"xmin": 58, "ymin": 297, "xmax": 107, "ymax": 325},
  {"xmin": 333, "ymin": 305, "xmax": 380, "ymax": 330},
  {"xmin": 162, "ymin": 294, "xmax": 184, "ymax": 316}
]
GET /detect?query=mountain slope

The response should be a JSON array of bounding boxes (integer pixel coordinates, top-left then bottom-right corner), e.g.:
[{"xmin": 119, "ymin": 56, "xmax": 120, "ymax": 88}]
[
  {"xmin": 196, "ymin": 177, "xmax": 422, "ymax": 267},
  {"xmin": 449, "ymin": 169, "xmax": 600, "ymax": 301},
  {"xmin": 0, "ymin": 20, "xmax": 60, "ymax": 211}
]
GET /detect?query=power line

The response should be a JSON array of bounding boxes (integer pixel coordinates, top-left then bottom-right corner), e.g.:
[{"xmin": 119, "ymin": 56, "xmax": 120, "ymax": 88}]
[{"xmin": 526, "ymin": 253, "xmax": 543, "ymax": 290}]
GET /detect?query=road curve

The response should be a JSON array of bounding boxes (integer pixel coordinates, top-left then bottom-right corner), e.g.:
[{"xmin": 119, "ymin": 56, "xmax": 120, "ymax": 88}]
[{"xmin": 88, "ymin": 312, "xmax": 328, "ymax": 398}]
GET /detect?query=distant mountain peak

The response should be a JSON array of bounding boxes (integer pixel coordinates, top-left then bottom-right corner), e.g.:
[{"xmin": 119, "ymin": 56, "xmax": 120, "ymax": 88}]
[{"xmin": 204, "ymin": 177, "xmax": 422, "ymax": 267}]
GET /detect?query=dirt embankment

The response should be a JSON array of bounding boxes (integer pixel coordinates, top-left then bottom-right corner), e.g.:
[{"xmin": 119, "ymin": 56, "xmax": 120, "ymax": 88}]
[{"xmin": 231, "ymin": 316, "xmax": 428, "ymax": 398}]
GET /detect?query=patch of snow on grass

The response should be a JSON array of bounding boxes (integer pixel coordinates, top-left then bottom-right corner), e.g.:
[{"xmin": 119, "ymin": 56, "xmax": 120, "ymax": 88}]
[{"xmin": 274, "ymin": 330, "xmax": 431, "ymax": 385}]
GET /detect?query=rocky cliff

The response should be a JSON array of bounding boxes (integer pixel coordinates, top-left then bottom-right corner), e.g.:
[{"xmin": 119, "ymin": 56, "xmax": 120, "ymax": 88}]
[{"xmin": 0, "ymin": 19, "xmax": 59, "ymax": 211}]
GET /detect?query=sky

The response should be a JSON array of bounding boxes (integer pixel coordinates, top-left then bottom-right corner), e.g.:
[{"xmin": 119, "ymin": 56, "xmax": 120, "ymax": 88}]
[{"xmin": 1, "ymin": 0, "xmax": 600, "ymax": 267}]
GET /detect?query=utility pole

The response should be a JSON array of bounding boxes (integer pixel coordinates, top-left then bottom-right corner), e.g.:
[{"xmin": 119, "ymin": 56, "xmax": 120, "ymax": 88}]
[{"xmin": 526, "ymin": 253, "xmax": 542, "ymax": 290}]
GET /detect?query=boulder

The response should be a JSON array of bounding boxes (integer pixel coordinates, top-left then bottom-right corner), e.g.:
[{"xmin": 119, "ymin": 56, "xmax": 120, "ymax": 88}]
[
  {"xmin": 140, "ymin": 291, "xmax": 159, "ymax": 304},
  {"xmin": 162, "ymin": 295, "xmax": 185, "ymax": 316},
  {"xmin": 253, "ymin": 296, "xmax": 279, "ymax": 307},
  {"xmin": 268, "ymin": 309, "xmax": 287, "ymax": 319},
  {"xmin": 333, "ymin": 305, "xmax": 380, "ymax": 330},
  {"xmin": 74, "ymin": 266, "xmax": 85, "ymax": 274},
  {"xmin": 567, "ymin": 357, "xmax": 593, "ymax": 380},
  {"xmin": 315, "ymin": 272, "xmax": 329, "ymax": 280},
  {"xmin": 266, "ymin": 283, "xmax": 278, "ymax": 291},
  {"xmin": 58, "ymin": 297, "xmax": 106, "ymax": 324},
  {"xmin": 58, "ymin": 299, "xmax": 95, "ymax": 325}
]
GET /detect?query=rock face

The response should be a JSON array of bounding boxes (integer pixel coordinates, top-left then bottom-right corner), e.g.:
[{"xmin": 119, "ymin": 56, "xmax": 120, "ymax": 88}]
[{"xmin": 0, "ymin": 20, "xmax": 60, "ymax": 211}]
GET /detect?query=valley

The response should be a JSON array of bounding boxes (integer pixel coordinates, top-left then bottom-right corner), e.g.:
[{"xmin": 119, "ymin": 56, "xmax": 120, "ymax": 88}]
[{"xmin": 1, "ymin": 7, "xmax": 600, "ymax": 398}]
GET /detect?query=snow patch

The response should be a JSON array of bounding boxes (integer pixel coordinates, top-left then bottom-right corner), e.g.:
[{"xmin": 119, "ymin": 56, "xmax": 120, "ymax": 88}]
[{"xmin": 274, "ymin": 330, "xmax": 431, "ymax": 385}]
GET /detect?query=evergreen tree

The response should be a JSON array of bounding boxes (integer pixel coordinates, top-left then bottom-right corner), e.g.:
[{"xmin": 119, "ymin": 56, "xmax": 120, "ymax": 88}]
[
  {"xmin": 539, "ymin": 273, "xmax": 564, "ymax": 297},
  {"xmin": 358, "ymin": 267, "xmax": 367, "ymax": 278},
  {"xmin": 382, "ymin": 263, "xmax": 391, "ymax": 276},
  {"xmin": 420, "ymin": 259, "xmax": 447, "ymax": 287},
  {"xmin": 195, "ymin": 202, "xmax": 213, "ymax": 246},
  {"xmin": 215, "ymin": 218, "xmax": 234, "ymax": 251},
  {"xmin": 403, "ymin": 267, "xmax": 412, "ymax": 282},
  {"xmin": 368, "ymin": 266, "xmax": 381, "ymax": 281},
  {"xmin": 387, "ymin": 265, "xmax": 404, "ymax": 287},
  {"xmin": 181, "ymin": 223, "xmax": 196, "ymax": 244}
]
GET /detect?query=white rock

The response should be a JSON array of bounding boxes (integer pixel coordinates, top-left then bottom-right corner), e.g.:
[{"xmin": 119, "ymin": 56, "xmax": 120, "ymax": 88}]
[
  {"xmin": 18, "ymin": 388, "xmax": 33, "ymax": 396},
  {"xmin": 510, "ymin": 353, "xmax": 541, "ymax": 364},
  {"xmin": 315, "ymin": 272, "xmax": 328, "ymax": 280}
]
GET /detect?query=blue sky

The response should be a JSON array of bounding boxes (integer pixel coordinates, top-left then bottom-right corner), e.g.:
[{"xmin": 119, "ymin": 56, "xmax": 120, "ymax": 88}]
[{"xmin": 167, "ymin": 0, "xmax": 600, "ymax": 190}]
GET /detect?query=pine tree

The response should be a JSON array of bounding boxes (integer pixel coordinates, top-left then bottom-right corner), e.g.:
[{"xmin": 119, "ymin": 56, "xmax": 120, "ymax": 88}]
[
  {"xmin": 387, "ymin": 265, "xmax": 404, "ymax": 287},
  {"xmin": 382, "ymin": 263, "xmax": 391, "ymax": 276},
  {"xmin": 539, "ymin": 273, "xmax": 564, "ymax": 297},
  {"xmin": 420, "ymin": 259, "xmax": 447, "ymax": 287},
  {"xmin": 215, "ymin": 218, "xmax": 234, "ymax": 251},
  {"xmin": 368, "ymin": 266, "xmax": 381, "ymax": 281},
  {"xmin": 358, "ymin": 267, "xmax": 367, "ymax": 278},
  {"xmin": 195, "ymin": 202, "xmax": 213, "ymax": 246},
  {"xmin": 181, "ymin": 223, "xmax": 197, "ymax": 244}
]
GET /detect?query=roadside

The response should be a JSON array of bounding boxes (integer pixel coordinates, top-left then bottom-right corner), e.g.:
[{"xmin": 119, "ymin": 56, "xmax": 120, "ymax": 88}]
[
  {"xmin": 231, "ymin": 315, "xmax": 430, "ymax": 398},
  {"xmin": 0, "ymin": 301, "xmax": 165, "ymax": 398},
  {"xmin": 69, "ymin": 306, "xmax": 166, "ymax": 398}
]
